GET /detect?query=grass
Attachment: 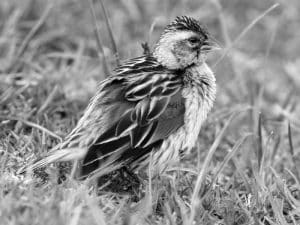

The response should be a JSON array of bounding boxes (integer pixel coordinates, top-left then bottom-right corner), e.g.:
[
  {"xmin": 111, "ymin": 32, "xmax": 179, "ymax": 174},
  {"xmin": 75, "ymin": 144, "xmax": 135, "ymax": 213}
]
[{"xmin": 1, "ymin": 0, "xmax": 300, "ymax": 224}]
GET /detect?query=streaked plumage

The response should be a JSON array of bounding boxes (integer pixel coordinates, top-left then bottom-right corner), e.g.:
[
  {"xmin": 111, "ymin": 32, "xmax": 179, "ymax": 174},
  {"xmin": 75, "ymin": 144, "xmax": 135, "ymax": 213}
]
[{"xmin": 29, "ymin": 16, "xmax": 219, "ymax": 179}]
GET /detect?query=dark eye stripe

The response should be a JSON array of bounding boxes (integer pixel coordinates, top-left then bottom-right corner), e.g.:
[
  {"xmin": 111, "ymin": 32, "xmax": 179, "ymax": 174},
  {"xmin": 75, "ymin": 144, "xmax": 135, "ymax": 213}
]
[{"xmin": 188, "ymin": 37, "xmax": 200, "ymax": 43}]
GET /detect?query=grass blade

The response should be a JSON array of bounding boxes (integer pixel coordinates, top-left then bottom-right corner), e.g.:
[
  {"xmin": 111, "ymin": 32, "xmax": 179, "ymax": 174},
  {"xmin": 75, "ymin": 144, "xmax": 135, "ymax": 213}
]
[
  {"xmin": 189, "ymin": 112, "xmax": 237, "ymax": 224},
  {"xmin": 288, "ymin": 122, "xmax": 294, "ymax": 156},
  {"xmin": 147, "ymin": 19, "xmax": 158, "ymax": 47},
  {"xmin": 287, "ymin": 122, "xmax": 300, "ymax": 182},
  {"xmin": 68, "ymin": 204, "xmax": 82, "ymax": 225},
  {"xmin": 89, "ymin": 0, "xmax": 110, "ymax": 77},
  {"xmin": 211, "ymin": 134, "xmax": 251, "ymax": 186},
  {"xmin": 257, "ymin": 113, "xmax": 263, "ymax": 172},
  {"xmin": 0, "ymin": 116, "xmax": 62, "ymax": 141},
  {"xmin": 97, "ymin": 0, "xmax": 120, "ymax": 65},
  {"xmin": 214, "ymin": 3, "xmax": 279, "ymax": 66},
  {"xmin": 86, "ymin": 196, "xmax": 107, "ymax": 225},
  {"xmin": 9, "ymin": 3, "xmax": 53, "ymax": 73},
  {"xmin": 37, "ymin": 85, "xmax": 59, "ymax": 115}
]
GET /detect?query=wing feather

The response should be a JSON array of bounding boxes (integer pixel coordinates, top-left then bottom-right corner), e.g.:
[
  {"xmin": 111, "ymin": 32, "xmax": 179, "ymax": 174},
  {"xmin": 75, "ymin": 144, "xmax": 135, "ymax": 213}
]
[
  {"xmin": 115, "ymin": 110, "xmax": 136, "ymax": 136},
  {"xmin": 147, "ymin": 96, "xmax": 170, "ymax": 121},
  {"xmin": 81, "ymin": 66, "xmax": 185, "ymax": 177},
  {"xmin": 130, "ymin": 121, "xmax": 158, "ymax": 148}
]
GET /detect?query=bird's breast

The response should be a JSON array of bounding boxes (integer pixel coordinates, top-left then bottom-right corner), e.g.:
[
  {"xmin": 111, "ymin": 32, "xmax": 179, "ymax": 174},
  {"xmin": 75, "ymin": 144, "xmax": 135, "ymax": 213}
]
[
  {"xmin": 180, "ymin": 62, "xmax": 216, "ymax": 150},
  {"xmin": 151, "ymin": 63, "xmax": 216, "ymax": 172}
]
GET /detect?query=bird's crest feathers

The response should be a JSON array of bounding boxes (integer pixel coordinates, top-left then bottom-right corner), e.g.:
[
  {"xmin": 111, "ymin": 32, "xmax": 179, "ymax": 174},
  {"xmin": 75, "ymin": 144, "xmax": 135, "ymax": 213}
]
[{"xmin": 164, "ymin": 16, "xmax": 208, "ymax": 38}]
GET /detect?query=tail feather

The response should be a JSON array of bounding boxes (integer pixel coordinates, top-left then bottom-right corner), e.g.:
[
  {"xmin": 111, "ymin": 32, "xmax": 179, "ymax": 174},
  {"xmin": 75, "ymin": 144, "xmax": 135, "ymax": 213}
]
[{"xmin": 27, "ymin": 147, "xmax": 87, "ymax": 171}]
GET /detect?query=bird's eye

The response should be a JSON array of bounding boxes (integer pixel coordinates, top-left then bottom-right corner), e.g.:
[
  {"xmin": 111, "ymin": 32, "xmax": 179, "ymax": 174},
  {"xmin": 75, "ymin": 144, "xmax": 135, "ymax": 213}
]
[{"xmin": 188, "ymin": 37, "xmax": 199, "ymax": 44}]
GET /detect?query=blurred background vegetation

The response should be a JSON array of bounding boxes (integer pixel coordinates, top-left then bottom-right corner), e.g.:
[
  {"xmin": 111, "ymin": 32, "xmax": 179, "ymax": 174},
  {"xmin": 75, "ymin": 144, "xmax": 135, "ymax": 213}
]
[{"xmin": 0, "ymin": 0, "xmax": 300, "ymax": 224}]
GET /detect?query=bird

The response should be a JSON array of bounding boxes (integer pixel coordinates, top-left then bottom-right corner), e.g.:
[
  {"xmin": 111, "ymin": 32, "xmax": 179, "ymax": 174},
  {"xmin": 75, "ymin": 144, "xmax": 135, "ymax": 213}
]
[{"xmin": 28, "ymin": 16, "xmax": 219, "ymax": 181}]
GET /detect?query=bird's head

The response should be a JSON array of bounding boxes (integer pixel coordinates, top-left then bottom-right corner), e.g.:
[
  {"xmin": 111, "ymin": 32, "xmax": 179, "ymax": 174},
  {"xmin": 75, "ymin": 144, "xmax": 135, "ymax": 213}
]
[{"xmin": 153, "ymin": 16, "xmax": 220, "ymax": 70}]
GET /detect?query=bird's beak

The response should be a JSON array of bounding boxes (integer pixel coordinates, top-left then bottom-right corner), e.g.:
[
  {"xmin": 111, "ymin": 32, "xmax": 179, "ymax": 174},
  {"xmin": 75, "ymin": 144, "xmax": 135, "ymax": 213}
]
[{"xmin": 201, "ymin": 39, "xmax": 222, "ymax": 52}]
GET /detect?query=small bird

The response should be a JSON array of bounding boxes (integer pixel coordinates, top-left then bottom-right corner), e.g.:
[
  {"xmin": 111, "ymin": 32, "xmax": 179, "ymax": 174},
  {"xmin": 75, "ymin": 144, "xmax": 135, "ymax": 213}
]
[{"xmin": 29, "ymin": 16, "xmax": 219, "ymax": 180}]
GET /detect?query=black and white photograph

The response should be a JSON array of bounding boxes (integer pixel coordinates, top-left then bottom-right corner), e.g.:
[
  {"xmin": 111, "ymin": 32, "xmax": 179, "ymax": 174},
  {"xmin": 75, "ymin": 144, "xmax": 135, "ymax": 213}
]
[{"xmin": 0, "ymin": 0, "xmax": 299, "ymax": 224}]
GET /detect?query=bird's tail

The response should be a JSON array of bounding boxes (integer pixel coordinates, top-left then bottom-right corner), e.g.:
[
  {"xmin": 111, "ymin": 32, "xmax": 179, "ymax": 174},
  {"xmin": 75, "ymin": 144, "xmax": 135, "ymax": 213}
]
[{"xmin": 25, "ymin": 147, "xmax": 87, "ymax": 172}]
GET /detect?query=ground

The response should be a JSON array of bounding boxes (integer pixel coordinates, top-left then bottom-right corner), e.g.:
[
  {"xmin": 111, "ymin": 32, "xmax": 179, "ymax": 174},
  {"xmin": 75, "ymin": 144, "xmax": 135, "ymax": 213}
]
[{"xmin": 0, "ymin": 0, "xmax": 300, "ymax": 224}]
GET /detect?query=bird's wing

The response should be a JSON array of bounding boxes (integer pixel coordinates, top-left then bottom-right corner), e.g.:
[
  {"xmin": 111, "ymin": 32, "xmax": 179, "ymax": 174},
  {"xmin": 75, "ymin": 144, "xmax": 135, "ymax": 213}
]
[
  {"xmin": 94, "ymin": 73, "xmax": 184, "ymax": 147},
  {"xmin": 27, "ymin": 56, "xmax": 185, "ymax": 174},
  {"xmin": 81, "ymin": 66, "xmax": 185, "ymax": 176},
  {"xmin": 59, "ymin": 55, "xmax": 166, "ymax": 149}
]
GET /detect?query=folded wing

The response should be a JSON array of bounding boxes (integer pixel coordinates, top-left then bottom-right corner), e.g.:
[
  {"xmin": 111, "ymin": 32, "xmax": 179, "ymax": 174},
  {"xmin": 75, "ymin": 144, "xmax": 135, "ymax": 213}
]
[
  {"xmin": 81, "ymin": 69, "xmax": 185, "ymax": 177},
  {"xmin": 27, "ymin": 56, "xmax": 185, "ymax": 178}
]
